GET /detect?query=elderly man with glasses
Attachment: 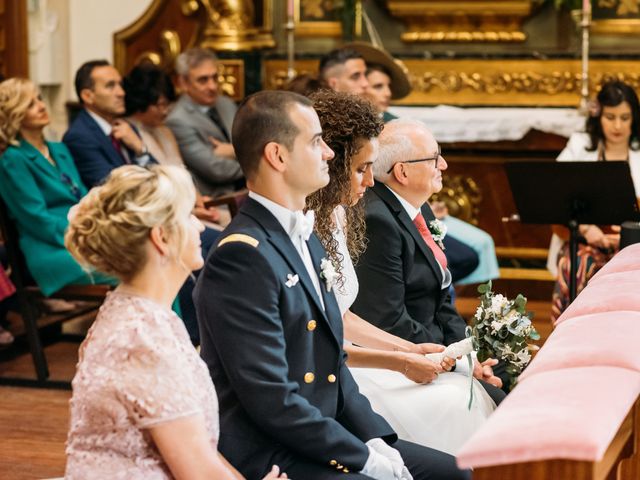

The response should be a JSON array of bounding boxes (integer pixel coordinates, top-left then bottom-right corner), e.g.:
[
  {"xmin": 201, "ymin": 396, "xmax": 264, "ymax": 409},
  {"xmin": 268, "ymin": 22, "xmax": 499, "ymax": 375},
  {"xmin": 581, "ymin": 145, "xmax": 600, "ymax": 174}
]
[{"xmin": 351, "ymin": 119, "xmax": 509, "ymax": 400}]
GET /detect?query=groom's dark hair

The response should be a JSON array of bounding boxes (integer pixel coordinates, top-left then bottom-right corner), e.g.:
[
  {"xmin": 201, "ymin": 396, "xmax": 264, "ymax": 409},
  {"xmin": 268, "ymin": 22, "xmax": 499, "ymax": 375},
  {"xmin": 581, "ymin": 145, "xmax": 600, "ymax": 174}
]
[{"xmin": 232, "ymin": 90, "xmax": 313, "ymax": 180}]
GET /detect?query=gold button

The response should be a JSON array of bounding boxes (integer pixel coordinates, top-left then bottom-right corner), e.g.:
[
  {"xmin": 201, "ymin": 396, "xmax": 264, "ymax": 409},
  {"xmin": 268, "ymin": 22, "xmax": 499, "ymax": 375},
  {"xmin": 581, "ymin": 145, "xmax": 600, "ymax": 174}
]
[
  {"xmin": 327, "ymin": 374, "xmax": 336, "ymax": 383},
  {"xmin": 337, "ymin": 464, "xmax": 344, "ymax": 470},
  {"xmin": 304, "ymin": 372, "xmax": 315, "ymax": 383},
  {"xmin": 343, "ymin": 468, "xmax": 350, "ymax": 473},
  {"xmin": 307, "ymin": 320, "xmax": 317, "ymax": 331},
  {"xmin": 329, "ymin": 460, "xmax": 337, "ymax": 466}
]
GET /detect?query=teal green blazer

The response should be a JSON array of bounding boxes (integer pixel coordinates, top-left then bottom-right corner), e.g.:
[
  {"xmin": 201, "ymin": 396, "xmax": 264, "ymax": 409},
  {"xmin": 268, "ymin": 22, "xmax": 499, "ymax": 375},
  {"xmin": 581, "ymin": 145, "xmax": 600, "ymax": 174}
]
[{"xmin": 0, "ymin": 139, "xmax": 98, "ymax": 295}]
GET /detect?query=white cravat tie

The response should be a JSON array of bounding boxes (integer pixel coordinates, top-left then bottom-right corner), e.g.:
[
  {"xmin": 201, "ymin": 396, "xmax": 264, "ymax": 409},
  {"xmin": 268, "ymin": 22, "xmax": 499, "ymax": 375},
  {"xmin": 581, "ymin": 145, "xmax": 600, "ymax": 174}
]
[
  {"xmin": 291, "ymin": 210, "xmax": 315, "ymax": 241},
  {"xmin": 291, "ymin": 210, "xmax": 324, "ymax": 309}
]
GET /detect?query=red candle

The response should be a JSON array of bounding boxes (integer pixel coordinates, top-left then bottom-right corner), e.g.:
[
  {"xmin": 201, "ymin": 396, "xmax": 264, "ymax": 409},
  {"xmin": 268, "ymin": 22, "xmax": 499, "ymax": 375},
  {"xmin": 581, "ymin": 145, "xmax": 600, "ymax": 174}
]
[{"xmin": 288, "ymin": 0, "xmax": 294, "ymax": 18}]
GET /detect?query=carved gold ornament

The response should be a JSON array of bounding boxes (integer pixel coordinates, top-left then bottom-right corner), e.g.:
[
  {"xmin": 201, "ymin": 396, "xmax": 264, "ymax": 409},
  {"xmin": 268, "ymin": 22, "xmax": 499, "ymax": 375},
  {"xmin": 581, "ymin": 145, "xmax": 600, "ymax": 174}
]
[
  {"xmin": 384, "ymin": 0, "xmax": 533, "ymax": 43},
  {"xmin": 302, "ymin": 0, "xmax": 333, "ymax": 19},
  {"xmin": 264, "ymin": 59, "xmax": 640, "ymax": 107},
  {"xmin": 431, "ymin": 176, "xmax": 482, "ymax": 226},
  {"xmin": 134, "ymin": 30, "xmax": 182, "ymax": 70},
  {"xmin": 184, "ymin": 0, "xmax": 274, "ymax": 51}
]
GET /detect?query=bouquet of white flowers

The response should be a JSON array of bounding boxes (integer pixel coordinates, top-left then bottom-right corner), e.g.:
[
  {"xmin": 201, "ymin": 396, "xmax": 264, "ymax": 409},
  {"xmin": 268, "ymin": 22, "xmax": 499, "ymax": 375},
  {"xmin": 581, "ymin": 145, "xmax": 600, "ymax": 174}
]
[{"xmin": 471, "ymin": 281, "xmax": 540, "ymax": 388}]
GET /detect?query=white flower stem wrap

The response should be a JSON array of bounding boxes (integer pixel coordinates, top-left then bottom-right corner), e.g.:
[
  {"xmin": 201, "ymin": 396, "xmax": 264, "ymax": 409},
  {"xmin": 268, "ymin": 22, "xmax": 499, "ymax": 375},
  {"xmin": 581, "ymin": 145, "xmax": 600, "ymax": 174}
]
[{"xmin": 425, "ymin": 333, "xmax": 476, "ymax": 409}]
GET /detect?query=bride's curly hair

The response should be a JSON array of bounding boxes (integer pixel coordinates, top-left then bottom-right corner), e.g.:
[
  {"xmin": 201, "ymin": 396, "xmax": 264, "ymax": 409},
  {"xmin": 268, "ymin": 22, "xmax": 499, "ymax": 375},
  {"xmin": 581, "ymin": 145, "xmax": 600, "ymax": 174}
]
[{"xmin": 306, "ymin": 90, "xmax": 383, "ymax": 285}]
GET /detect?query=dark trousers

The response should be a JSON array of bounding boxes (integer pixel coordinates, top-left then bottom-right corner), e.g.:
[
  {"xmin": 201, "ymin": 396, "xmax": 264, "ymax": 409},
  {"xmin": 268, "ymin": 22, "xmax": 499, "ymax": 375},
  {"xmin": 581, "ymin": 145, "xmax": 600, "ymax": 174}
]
[
  {"xmin": 479, "ymin": 378, "xmax": 507, "ymax": 405},
  {"xmin": 266, "ymin": 439, "xmax": 471, "ymax": 480}
]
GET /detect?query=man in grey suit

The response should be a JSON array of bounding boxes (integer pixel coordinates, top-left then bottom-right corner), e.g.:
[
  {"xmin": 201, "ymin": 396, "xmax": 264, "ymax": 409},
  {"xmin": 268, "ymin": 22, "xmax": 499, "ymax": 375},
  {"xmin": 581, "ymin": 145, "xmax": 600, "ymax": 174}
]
[{"xmin": 166, "ymin": 48, "xmax": 243, "ymax": 195}]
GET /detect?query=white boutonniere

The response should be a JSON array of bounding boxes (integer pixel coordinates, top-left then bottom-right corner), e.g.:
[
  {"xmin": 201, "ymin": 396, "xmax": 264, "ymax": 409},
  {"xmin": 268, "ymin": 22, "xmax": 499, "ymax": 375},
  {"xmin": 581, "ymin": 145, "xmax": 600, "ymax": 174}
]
[
  {"xmin": 319, "ymin": 258, "xmax": 338, "ymax": 292},
  {"xmin": 428, "ymin": 219, "xmax": 447, "ymax": 250},
  {"xmin": 285, "ymin": 273, "xmax": 299, "ymax": 288}
]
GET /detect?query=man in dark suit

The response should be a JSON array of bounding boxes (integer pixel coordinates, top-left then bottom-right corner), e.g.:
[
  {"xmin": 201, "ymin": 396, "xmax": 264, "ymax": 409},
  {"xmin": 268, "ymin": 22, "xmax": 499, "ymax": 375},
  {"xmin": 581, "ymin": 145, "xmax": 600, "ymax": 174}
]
[
  {"xmin": 166, "ymin": 48, "xmax": 243, "ymax": 196},
  {"xmin": 351, "ymin": 119, "xmax": 508, "ymax": 395},
  {"xmin": 195, "ymin": 91, "xmax": 470, "ymax": 479},
  {"xmin": 63, "ymin": 60, "xmax": 155, "ymax": 188}
]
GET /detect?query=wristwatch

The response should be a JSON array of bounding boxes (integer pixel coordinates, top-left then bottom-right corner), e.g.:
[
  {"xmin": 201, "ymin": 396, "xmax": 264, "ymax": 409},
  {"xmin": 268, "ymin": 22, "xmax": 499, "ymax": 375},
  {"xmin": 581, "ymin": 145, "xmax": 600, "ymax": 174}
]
[{"xmin": 137, "ymin": 143, "xmax": 148, "ymax": 157}]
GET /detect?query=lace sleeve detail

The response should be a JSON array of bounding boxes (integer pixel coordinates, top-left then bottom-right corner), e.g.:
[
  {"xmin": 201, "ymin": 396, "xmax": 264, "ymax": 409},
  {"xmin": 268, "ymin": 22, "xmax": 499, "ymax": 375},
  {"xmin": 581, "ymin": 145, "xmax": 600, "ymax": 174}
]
[{"xmin": 113, "ymin": 319, "xmax": 202, "ymax": 429}]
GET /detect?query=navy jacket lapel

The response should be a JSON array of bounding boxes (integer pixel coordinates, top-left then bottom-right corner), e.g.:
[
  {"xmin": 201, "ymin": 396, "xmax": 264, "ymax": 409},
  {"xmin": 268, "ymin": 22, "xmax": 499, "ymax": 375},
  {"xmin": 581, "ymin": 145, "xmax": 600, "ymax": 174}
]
[
  {"xmin": 241, "ymin": 198, "xmax": 328, "ymax": 319},
  {"xmin": 372, "ymin": 182, "xmax": 444, "ymax": 285},
  {"xmin": 307, "ymin": 234, "xmax": 344, "ymax": 341},
  {"xmin": 79, "ymin": 110, "xmax": 124, "ymax": 168}
]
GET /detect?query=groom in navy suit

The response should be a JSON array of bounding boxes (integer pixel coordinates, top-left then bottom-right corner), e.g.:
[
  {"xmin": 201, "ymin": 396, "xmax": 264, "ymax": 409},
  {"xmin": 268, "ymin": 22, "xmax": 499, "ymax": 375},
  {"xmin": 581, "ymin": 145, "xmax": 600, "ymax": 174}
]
[
  {"xmin": 63, "ymin": 60, "xmax": 155, "ymax": 188},
  {"xmin": 195, "ymin": 91, "xmax": 470, "ymax": 479}
]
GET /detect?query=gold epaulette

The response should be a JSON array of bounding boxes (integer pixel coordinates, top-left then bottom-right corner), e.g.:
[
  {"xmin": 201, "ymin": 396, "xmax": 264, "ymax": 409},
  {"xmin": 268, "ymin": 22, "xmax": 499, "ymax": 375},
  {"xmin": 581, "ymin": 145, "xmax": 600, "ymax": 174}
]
[{"xmin": 217, "ymin": 233, "xmax": 260, "ymax": 248}]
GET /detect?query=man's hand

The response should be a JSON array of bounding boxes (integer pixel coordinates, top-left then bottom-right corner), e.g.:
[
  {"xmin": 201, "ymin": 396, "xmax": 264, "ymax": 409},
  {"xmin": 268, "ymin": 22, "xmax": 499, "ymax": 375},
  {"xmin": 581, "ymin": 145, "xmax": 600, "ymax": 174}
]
[
  {"xmin": 209, "ymin": 137, "xmax": 236, "ymax": 158},
  {"xmin": 193, "ymin": 205, "xmax": 221, "ymax": 223},
  {"xmin": 473, "ymin": 357, "xmax": 502, "ymax": 388},
  {"xmin": 400, "ymin": 352, "xmax": 442, "ymax": 384},
  {"xmin": 112, "ymin": 119, "xmax": 144, "ymax": 155}
]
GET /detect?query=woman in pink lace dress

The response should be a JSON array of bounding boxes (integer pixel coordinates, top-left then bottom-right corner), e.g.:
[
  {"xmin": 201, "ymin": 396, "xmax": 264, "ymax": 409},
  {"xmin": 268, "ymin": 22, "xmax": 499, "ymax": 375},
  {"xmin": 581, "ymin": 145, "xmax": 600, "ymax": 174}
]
[{"xmin": 64, "ymin": 165, "xmax": 285, "ymax": 479}]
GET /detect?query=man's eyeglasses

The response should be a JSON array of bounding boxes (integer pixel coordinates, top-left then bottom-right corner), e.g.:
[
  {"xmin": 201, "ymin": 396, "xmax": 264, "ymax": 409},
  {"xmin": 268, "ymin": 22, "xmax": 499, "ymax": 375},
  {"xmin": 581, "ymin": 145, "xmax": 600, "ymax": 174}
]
[{"xmin": 386, "ymin": 146, "xmax": 442, "ymax": 174}]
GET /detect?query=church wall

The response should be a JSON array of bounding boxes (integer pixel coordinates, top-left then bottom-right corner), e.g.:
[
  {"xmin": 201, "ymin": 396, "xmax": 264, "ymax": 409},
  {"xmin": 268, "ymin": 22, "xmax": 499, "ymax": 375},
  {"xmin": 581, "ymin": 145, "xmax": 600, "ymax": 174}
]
[
  {"xmin": 26, "ymin": 0, "xmax": 152, "ymax": 137},
  {"xmin": 68, "ymin": 0, "xmax": 152, "ymax": 99}
]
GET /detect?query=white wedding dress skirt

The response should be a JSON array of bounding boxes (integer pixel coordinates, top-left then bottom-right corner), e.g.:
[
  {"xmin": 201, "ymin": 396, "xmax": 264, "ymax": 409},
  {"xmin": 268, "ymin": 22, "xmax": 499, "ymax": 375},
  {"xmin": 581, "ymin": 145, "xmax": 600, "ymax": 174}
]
[
  {"xmin": 332, "ymin": 206, "xmax": 497, "ymax": 455},
  {"xmin": 350, "ymin": 367, "xmax": 496, "ymax": 455}
]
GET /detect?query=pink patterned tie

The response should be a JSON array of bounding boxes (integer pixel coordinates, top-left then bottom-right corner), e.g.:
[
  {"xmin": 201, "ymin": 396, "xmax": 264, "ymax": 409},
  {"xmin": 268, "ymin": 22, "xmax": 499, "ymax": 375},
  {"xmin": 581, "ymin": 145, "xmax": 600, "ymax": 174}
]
[{"xmin": 413, "ymin": 212, "xmax": 448, "ymax": 271}]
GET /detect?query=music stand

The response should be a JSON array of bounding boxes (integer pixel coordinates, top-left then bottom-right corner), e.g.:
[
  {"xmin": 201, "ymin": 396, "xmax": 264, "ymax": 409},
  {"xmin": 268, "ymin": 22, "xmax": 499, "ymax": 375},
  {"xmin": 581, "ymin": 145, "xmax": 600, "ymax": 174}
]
[{"xmin": 505, "ymin": 161, "xmax": 640, "ymax": 301}]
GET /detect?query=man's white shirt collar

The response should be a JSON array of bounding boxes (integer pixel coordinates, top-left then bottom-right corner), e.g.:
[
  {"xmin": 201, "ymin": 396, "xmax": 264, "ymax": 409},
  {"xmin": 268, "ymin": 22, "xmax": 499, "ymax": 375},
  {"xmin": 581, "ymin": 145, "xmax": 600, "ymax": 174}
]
[
  {"xmin": 86, "ymin": 109, "xmax": 112, "ymax": 136},
  {"xmin": 385, "ymin": 185, "xmax": 421, "ymax": 220},
  {"xmin": 248, "ymin": 191, "xmax": 300, "ymax": 239}
]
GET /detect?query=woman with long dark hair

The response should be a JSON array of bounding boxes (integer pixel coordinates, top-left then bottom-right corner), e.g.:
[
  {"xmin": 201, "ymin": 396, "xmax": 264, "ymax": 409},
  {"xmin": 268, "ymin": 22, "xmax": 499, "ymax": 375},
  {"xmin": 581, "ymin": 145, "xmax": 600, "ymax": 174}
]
[{"xmin": 549, "ymin": 80, "xmax": 640, "ymax": 321}]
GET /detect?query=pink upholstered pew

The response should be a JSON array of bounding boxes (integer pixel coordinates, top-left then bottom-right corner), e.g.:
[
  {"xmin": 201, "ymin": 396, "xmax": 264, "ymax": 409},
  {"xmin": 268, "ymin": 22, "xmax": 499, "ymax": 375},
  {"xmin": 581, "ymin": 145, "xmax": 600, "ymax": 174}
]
[
  {"xmin": 456, "ymin": 244, "xmax": 640, "ymax": 480},
  {"xmin": 589, "ymin": 243, "xmax": 640, "ymax": 280}
]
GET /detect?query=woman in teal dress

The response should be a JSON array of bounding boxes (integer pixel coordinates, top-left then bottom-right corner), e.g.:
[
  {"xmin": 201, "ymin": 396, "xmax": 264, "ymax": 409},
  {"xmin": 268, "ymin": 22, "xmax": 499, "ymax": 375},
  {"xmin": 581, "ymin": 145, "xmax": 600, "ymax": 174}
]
[{"xmin": 0, "ymin": 78, "xmax": 113, "ymax": 296}]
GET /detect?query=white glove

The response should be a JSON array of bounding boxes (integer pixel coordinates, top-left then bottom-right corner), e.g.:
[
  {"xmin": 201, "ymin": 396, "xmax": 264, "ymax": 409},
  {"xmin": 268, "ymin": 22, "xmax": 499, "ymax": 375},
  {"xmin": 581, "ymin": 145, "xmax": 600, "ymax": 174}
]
[
  {"xmin": 361, "ymin": 446, "xmax": 396, "ymax": 480},
  {"xmin": 365, "ymin": 438, "xmax": 414, "ymax": 480}
]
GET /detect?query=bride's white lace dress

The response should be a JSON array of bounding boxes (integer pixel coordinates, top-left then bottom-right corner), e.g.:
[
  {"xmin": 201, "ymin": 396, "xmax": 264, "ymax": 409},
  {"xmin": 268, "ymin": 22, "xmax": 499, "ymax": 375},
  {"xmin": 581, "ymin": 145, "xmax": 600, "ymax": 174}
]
[{"xmin": 333, "ymin": 207, "xmax": 496, "ymax": 455}]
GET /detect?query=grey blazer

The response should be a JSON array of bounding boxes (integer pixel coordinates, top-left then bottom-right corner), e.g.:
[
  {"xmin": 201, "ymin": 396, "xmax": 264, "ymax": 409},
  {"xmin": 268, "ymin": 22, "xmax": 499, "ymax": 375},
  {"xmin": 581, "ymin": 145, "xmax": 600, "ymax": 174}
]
[{"xmin": 166, "ymin": 94, "xmax": 243, "ymax": 195}]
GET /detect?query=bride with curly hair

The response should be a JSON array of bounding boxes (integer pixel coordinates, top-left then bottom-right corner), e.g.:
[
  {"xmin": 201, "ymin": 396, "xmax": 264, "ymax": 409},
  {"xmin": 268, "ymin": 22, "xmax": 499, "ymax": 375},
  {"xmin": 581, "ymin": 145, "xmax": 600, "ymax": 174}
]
[{"xmin": 306, "ymin": 89, "xmax": 497, "ymax": 455}]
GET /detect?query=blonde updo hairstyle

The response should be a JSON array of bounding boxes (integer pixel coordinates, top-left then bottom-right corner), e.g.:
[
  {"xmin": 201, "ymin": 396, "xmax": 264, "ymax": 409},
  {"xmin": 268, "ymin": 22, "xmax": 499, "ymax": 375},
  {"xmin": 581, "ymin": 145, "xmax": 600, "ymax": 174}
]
[
  {"xmin": 0, "ymin": 78, "xmax": 37, "ymax": 153},
  {"xmin": 65, "ymin": 165, "xmax": 196, "ymax": 282}
]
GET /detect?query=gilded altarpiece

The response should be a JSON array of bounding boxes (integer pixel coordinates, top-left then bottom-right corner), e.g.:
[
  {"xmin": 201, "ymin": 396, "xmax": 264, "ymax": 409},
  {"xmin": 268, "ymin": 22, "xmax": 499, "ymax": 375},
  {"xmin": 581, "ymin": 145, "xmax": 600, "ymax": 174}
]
[
  {"xmin": 114, "ymin": 0, "xmax": 275, "ymax": 101},
  {"xmin": 592, "ymin": 0, "xmax": 640, "ymax": 34}
]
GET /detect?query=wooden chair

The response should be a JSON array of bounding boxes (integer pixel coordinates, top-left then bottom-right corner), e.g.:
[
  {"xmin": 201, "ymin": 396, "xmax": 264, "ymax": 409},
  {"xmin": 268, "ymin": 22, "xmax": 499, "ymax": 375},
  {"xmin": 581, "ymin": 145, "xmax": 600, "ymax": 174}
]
[
  {"xmin": 204, "ymin": 189, "xmax": 248, "ymax": 218},
  {"xmin": 0, "ymin": 198, "xmax": 110, "ymax": 389}
]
